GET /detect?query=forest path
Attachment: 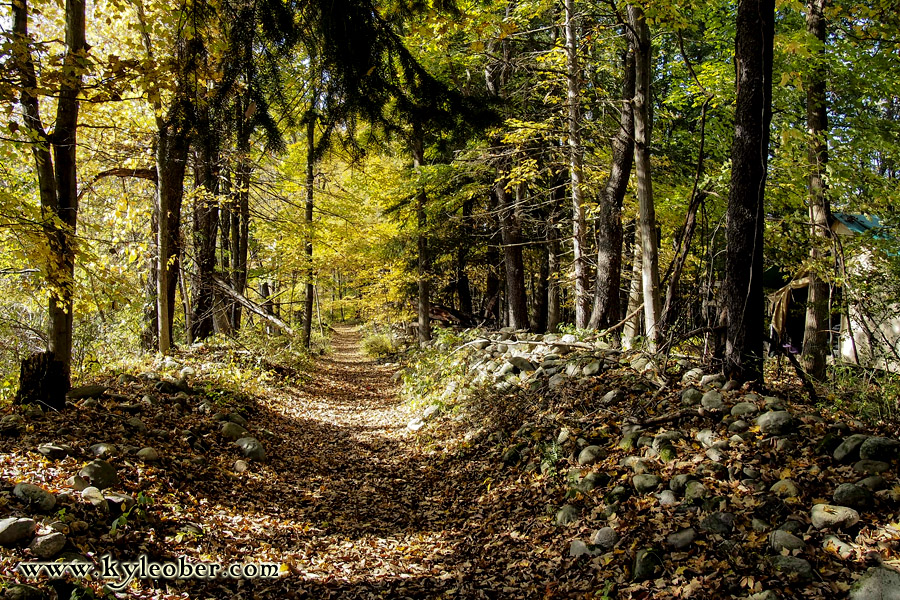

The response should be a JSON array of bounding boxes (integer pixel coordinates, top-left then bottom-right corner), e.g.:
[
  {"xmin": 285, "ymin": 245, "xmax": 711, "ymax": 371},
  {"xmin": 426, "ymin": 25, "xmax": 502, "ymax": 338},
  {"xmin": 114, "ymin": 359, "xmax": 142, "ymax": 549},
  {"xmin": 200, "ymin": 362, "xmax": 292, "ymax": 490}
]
[{"xmin": 197, "ymin": 324, "xmax": 545, "ymax": 598}]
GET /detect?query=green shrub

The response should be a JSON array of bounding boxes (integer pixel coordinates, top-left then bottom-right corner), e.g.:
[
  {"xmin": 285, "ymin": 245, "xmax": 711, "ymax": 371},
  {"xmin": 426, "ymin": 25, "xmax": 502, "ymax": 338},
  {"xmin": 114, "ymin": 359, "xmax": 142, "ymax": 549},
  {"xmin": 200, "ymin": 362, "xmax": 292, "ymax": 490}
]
[{"xmin": 361, "ymin": 333, "xmax": 397, "ymax": 357}]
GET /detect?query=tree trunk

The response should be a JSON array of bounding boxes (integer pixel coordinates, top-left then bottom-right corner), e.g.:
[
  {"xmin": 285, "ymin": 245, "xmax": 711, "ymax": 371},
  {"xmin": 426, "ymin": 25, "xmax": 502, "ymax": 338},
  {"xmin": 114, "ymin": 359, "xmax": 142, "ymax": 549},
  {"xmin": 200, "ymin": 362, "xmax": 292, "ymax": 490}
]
[
  {"xmin": 496, "ymin": 181, "xmax": 529, "ymax": 329},
  {"xmin": 565, "ymin": 0, "xmax": 589, "ymax": 327},
  {"xmin": 302, "ymin": 112, "xmax": 316, "ymax": 349},
  {"xmin": 532, "ymin": 244, "xmax": 550, "ymax": 333},
  {"xmin": 12, "ymin": 0, "xmax": 85, "ymax": 380},
  {"xmin": 801, "ymin": 0, "xmax": 830, "ymax": 380},
  {"xmin": 622, "ymin": 223, "xmax": 643, "ymax": 350},
  {"xmin": 628, "ymin": 5, "xmax": 662, "ymax": 350},
  {"xmin": 413, "ymin": 125, "xmax": 431, "ymax": 344},
  {"xmin": 189, "ymin": 139, "xmax": 220, "ymax": 342},
  {"xmin": 589, "ymin": 41, "xmax": 635, "ymax": 331},
  {"xmin": 15, "ymin": 352, "xmax": 68, "ymax": 411},
  {"xmin": 230, "ymin": 103, "xmax": 251, "ymax": 331},
  {"xmin": 141, "ymin": 203, "xmax": 159, "ymax": 349},
  {"xmin": 722, "ymin": 0, "xmax": 775, "ymax": 382}
]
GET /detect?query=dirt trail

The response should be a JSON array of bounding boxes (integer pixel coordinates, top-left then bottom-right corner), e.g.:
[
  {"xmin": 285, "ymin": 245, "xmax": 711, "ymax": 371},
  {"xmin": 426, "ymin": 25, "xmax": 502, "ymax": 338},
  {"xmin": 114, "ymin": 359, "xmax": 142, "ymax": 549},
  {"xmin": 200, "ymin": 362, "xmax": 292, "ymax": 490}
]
[{"xmin": 188, "ymin": 325, "xmax": 542, "ymax": 599}]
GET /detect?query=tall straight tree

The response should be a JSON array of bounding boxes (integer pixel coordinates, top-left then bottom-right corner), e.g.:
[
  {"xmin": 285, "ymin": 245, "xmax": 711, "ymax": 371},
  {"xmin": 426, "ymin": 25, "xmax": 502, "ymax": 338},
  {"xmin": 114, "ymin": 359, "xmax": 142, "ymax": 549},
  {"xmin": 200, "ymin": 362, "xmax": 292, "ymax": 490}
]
[
  {"xmin": 627, "ymin": 5, "xmax": 661, "ymax": 350},
  {"xmin": 589, "ymin": 38, "xmax": 635, "ymax": 331},
  {"xmin": 801, "ymin": 0, "xmax": 831, "ymax": 380},
  {"xmin": 722, "ymin": 0, "xmax": 775, "ymax": 381},
  {"xmin": 301, "ymin": 105, "xmax": 317, "ymax": 349},
  {"xmin": 564, "ymin": 0, "xmax": 589, "ymax": 328},
  {"xmin": 412, "ymin": 123, "xmax": 432, "ymax": 343},
  {"xmin": 11, "ymin": 0, "xmax": 87, "ymax": 382}
]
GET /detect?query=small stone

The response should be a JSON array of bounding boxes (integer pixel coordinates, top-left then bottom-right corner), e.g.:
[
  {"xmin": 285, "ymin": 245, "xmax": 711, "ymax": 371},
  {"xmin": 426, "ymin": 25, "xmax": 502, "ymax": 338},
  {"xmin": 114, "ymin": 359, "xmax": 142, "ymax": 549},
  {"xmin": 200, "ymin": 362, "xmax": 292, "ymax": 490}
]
[
  {"xmin": 681, "ymin": 388, "xmax": 703, "ymax": 406},
  {"xmin": 706, "ymin": 447, "xmax": 727, "ymax": 462},
  {"xmin": 1, "ymin": 584, "xmax": 45, "ymax": 600},
  {"xmin": 757, "ymin": 411, "xmax": 794, "ymax": 436},
  {"xmin": 859, "ymin": 437, "xmax": 900, "ymax": 462},
  {"xmin": 66, "ymin": 475, "xmax": 89, "ymax": 491},
  {"xmin": 578, "ymin": 471, "xmax": 609, "ymax": 492},
  {"xmin": 834, "ymin": 434, "xmax": 869, "ymax": 463},
  {"xmin": 501, "ymin": 446, "xmax": 520, "ymax": 465},
  {"xmin": 90, "ymin": 443, "xmax": 117, "ymax": 458},
  {"xmin": 701, "ymin": 390, "xmax": 724, "ymax": 410},
  {"xmin": 632, "ymin": 474, "xmax": 661, "ymax": 494},
  {"xmin": 29, "ymin": 532, "xmax": 66, "ymax": 558},
  {"xmin": 682, "ymin": 368, "xmax": 703, "ymax": 384},
  {"xmin": 667, "ymin": 527, "xmax": 696, "ymax": 549},
  {"xmin": 78, "ymin": 459, "xmax": 118, "ymax": 490},
  {"xmin": 569, "ymin": 539, "xmax": 600, "ymax": 557},
  {"xmin": 657, "ymin": 490, "xmax": 678, "ymax": 506},
  {"xmin": 857, "ymin": 476, "xmax": 885, "ymax": 492},
  {"xmin": 770, "ymin": 479, "xmax": 801, "ymax": 498},
  {"xmin": 508, "ymin": 356, "xmax": 536, "ymax": 372},
  {"xmin": 822, "ymin": 535, "xmax": 855, "ymax": 560},
  {"xmin": 13, "ymin": 483, "xmax": 56, "ymax": 512},
  {"xmin": 23, "ymin": 403, "xmax": 44, "ymax": 416},
  {"xmin": 582, "ymin": 361, "xmax": 601, "ymax": 376},
  {"xmin": 729, "ymin": 420, "xmax": 749, "ymax": 433},
  {"xmin": 768, "ymin": 556, "xmax": 813, "ymax": 581},
  {"xmin": 591, "ymin": 526, "xmax": 618, "ymax": 549},
  {"xmin": 769, "ymin": 529, "xmax": 805, "ymax": 552},
  {"xmin": 697, "ymin": 429, "xmax": 719, "ymax": 448},
  {"xmin": 731, "ymin": 402, "xmax": 759, "ymax": 417},
  {"xmin": 684, "ymin": 480, "xmax": 708, "ymax": 501},
  {"xmin": 235, "ymin": 437, "xmax": 265, "ymax": 461},
  {"xmin": 104, "ymin": 492, "xmax": 136, "ymax": 514},
  {"xmin": 600, "ymin": 389, "xmax": 624, "ymax": 405},
  {"xmin": 752, "ymin": 518, "xmax": 769, "ymax": 532},
  {"xmin": 136, "ymin": 447, "xmax": 159, "ymax": 462},
  {"xmin": 849, "ymin": 567, "xmax": 900, "ymax": 600},
  {"xmin": 81, "ymin": 486, "xmax": 109, "ymax": 512},
  {"xmin": 36, "ymin": 443, "xmax": 75, "ymax": 460},
  {"xmin": 227, "ymin": 412, "xmax": 249, "ymax": 426},
  {"xmin": 700, "ymin": 373, "xmax": 726, "ymax": 387},
  {"xmin": 775, "ymin": 437, "xmax": 795, "ymax": 453},
  {"xmin": 670, "ymin": 474, "xmax": 696, "ymax": 495},
  {"xmin": 811, "ymin": 504, "xmax": 860, "ymax": 530},
  {"xmin": 555, "ymin": 504, "xmax": 579, "ymax": 526},
  {"xmin": 126, "ymin": 417, "xmax": 148, "ymax": 432},
  {"xmin": 578, "ymin": 445, "xmax": 606, "ymax": 466},
  {"xmin": 853, "ymin": 460, "xmax": 891, "ymax": 475},
  {"xmin": 233, "ymin": 460, "xmax": 250, "ymax": 473},
  {"xmin": 0, "ymin": 517, "xmax": 36, "ymax": 546},
  {"xmin": 632, "ymin": 549, "xmax": 661, "ymax": 582},
  {"xmin": 221, "ymin": 421, "xmax": 249, "ymax": 440},
  {"xmin": 701, "ymin": 511, "xmax": 734, "ymax": 534},
  {"xmin": 67, "ymin": 385, "xmax": 106, "ymax": 399},
  {"xmin": 833, "ymin": 483, "xmax": 871, "ymax": 508}
]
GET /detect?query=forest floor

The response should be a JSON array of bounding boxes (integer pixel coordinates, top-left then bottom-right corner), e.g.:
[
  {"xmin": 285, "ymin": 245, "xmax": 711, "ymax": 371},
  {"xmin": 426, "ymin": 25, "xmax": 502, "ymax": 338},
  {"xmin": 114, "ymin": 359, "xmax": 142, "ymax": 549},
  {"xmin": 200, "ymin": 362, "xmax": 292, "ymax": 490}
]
[{"xmin": 2, "ymin": 325, "xmax": 900, "ymax": 599}]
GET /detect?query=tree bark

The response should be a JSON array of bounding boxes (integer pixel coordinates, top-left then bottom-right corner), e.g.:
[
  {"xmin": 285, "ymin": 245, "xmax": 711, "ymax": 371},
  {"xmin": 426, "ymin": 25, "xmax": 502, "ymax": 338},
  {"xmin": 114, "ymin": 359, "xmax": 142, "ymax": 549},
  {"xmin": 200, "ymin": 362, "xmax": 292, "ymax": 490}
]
[
  {"xmin": 801, "ymin": 0, "xmax": 831, "ymax": 380},
  {"xmin": 622, "ymin": 223, "xmax": 643, "ymax": 350},
  {"xmin": 722, "ymin": 0, "xmax": 775, "ymax": 382},
  {"xmin": 413, "ymin": 124, "xmax": 431, "ymax": 344},
  {"xmin": 302, "ymin": 111, "xmax": 316, "ymax": 349},
  {"xmin": 189, "ymin": 135, "xmax": 220, "ymax": 342},
  {"xmin": 589, "ymin": 41, "xmax": 635, "ymax": 331},
  {"xmin": 628, "ymin": 5, "xmax": 662, "ymax": 350},
  {"xmin": 496, "ymin": 180, "xmax": 529, "ymax": 329},
  {"xmin": 565, "ymin": 0, "xmax": 589, "ymax": 327}
]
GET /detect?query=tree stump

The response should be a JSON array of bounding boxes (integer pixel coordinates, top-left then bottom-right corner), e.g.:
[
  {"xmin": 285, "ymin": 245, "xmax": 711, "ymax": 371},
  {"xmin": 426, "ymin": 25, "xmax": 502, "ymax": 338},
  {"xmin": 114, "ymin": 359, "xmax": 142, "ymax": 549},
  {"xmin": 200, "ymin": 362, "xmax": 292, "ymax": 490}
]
[{"xmin": 14, "ymin": 352, "xmax": 69, "ymax": 411}]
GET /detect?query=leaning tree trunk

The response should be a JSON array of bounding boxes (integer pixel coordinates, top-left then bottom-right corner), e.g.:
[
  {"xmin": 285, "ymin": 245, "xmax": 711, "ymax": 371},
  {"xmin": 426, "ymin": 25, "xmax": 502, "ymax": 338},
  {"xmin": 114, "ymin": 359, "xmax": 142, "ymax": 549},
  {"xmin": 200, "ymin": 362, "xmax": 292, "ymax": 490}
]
[
  {"xmin": 590, "ymin": 40, "xmax": 635, "ymax": 331},
  {"xmin": 801, "ymin": 0, "xmax": 831, "ymax": 380},
  {"xmin": 628, "ymin": 4, "xmax": 662, "ymax": 351},
  {"xmin": 721, "ymin": 0, "xmax": 775, "ymax": 382},
  {"xmin": 622, "ymin": 224, "xmax": 644, "ymax": 350}
]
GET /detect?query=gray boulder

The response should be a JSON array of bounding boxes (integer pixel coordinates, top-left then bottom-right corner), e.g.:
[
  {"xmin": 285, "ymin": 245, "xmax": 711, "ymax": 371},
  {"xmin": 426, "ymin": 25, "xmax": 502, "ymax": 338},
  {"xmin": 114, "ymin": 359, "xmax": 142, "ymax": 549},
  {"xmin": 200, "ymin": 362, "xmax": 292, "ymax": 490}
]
[
  {"xmin": 731, "ymin": 402, "xmax": 759, "ymax": 417},
  {"xmin": 78, "ymin": 459, "xmax": 118, "ymax": 490},
  {"xmin": 591, "ymin": 526, "xmax": 618, "ymax": 549},
  {"xmin": 768, "ymin": 556, "xmax": 813, "ymax": 581},
  {"xmin": 757, "ymin": 411, "xmax": 794, "ymax": 435},
  {"xmin": 29, "ymin": 532, "xmax": 67, "ymax": 558},
  {"xmin": 569, "ymin": 539, "xmax": 601, "ymax": 558},
  {"xmin": 854, "ymin": 460, "xmax": 890, "ymax": 475},
  {"xmin": 137, "ymin": 447, "xmax": 160, "ymax": 462},
  {"xmin": 833, "ymin": 483, "xmax": 871, "ymax": 508},
  {"xmin": 582, "ymin": 361, "xmax": 601, "ymax": 376},
  {"xmin": 834, "ymin": 434, "xmax": 869, "ymax": 463},
  {"xmin": 13, "ymin": 483, "xmax": 56, "ymax": 512},
  {"xmin": 67, "ymin": 384, "xmax": 106, "ymax": 399},
  {"xmin": 849, "ymin": 567, "xmax": 900, "ymax": 600},
  {"xmin": 811, "ymin": 504, "xmax": 860, "ymax": 530},
  {"xmin": 90, "ymin": 443, "xmax": 117, "ymax": 458},
  {"xmin": 578, "ymin": 445, "xmax": 606, "ymax": 466},
  {"xmin": 508, "ymin": 356, "xmax": 536, "ymax": 372},
  {"xmin": 555, "ymin": 504, "xmax": 579, "ymax": 526},
  {"xmin": 701, "ymin": 391, "xmax": 724, "ymax": 411},
  {"xmin": 0, "ymin": 517, "xmax": 36, "ymax": 546},
  {"xmin": 769, "ymin": 530, "xmax": 805, "ymax": 552},
  {"xmin": 859, "ymin": 437, "xmax": 900, "ymax": 462},
  {"xmin": 770, "ymin": 479, "xmax": 801, "ymax": 498},
  {"xmin": 667, "ymin": 527, "xmax": 696, "ymax": 549},
  {"xmin": 701, "ymin": 512, "xmax": 734, "ymax": 534},
  {"xmin": 632, "ymin": 549, "xmax": 661, "ymax": 582},
  {"xmin": 235, "ymin": 436, "xmax": 265, "ymax": 461},
  {"xmin": 681, "ymin": 388, "xmax": 703, "ymax": 406},
  {"xmin": 221, "ymin": 421, "xmax": 249, "ymax": 441},
  {"xmin": 36, "ymin": 443, "xmax": 76, "ymax": 460},
  {"xmin": 81, "ymin": 486, "xmax": 109, "ymax": 512},
  {"xmin": 126, "ymin": 417, "xmax": 148, "ymax": 432},
  {"xmin": 632, "ymin": 474, "xmax": 661, "ymax": 494}
]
